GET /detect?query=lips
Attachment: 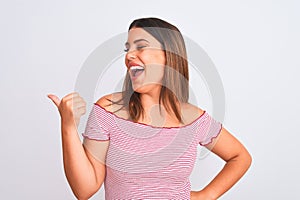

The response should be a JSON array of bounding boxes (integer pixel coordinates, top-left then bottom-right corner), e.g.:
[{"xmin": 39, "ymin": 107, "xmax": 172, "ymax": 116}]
[{"xmin": 128, "ymin": 62, "xmax": 145, "ymax": 79}]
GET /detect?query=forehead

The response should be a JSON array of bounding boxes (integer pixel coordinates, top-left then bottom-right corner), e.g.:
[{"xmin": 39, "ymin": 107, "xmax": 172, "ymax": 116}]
[{"xmin": 127, "ymin": 27, "xmax": 160, "ymax": 45}]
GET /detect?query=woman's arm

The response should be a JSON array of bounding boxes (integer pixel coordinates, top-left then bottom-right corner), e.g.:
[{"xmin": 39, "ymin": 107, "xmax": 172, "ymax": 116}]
[
  {"xmin": 192, "ymin": 126, "xmax": 252, "ymax": 200},
  {"xmin": 61, "ymin": 122, "xmax": 107, "ymax": 200},
  {"xmin": 48, "ymin": 93, "xmax": 107, "ymax": 199}
]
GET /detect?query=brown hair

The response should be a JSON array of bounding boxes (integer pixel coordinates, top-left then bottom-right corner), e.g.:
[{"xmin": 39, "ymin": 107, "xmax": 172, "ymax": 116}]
[{"xmin": 108, "ymin": 17, "xmax": 189, "ymax": 124}]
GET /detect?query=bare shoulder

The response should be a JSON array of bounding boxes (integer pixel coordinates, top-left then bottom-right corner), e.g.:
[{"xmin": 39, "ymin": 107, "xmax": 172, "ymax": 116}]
[
  {"xmin": 181, "ymin": 102, "xmax": 205, "ymax": 123},
  {"xmin": 181, "ymin": 102, "xmax": 204, "ymax": 114},
  {"xmin": 95, "ymin": 92, "xmax": 124, "ymax": 112}
]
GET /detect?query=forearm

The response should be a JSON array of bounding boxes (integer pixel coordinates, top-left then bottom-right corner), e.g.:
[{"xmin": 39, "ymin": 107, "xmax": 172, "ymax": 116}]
[
  {"xmin": 61, "ymin": 120, "xmax": 99, "ymax": 199},
  {"xmin": 201, "ymin": 149, "xmax": 252, "ymax": 199}
]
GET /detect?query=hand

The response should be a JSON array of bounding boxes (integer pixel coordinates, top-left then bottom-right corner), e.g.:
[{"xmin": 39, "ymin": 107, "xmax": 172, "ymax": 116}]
[
  {"xmin": 190, "ymin": 190, "xmax": 200, "ymax": 200},
  {"xmin": 190, "ymin": 190, "xmax": 215, "ymax": 200},
  {"xmin": 47, "ymin": 92, "xmax": 86, "ymax": 128}
]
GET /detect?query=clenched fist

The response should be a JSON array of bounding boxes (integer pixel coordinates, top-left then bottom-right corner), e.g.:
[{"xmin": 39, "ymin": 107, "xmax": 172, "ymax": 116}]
[{"xmin": 47, "ymin": 92, "xmax": 86, "ymax": 128}]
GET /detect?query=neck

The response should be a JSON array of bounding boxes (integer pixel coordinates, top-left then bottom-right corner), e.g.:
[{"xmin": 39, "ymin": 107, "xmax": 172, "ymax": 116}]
[
  {"xmin": 139, "ymin": 86, "xmax": 181, "ymax": 120},
  {"xmin": 139, "ymin": 86, "xmax": 161, "ymax": 111}
]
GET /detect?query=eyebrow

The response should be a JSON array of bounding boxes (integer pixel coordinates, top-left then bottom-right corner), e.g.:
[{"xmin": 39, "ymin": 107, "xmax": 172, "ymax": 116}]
[{"xmin": 125, "ymin": 39, "xmax": 150, "ymax": 46}]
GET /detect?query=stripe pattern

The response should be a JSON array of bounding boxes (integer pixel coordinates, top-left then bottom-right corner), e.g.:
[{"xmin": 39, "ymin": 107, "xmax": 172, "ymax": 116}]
[{"xmin": 82, "ymin": 103, "xmax": 222, "ymax": 199}]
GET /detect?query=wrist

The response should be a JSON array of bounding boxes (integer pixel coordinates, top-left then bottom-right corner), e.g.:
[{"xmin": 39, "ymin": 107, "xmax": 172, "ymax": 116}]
[
  {"xmin": 62, "ymin": 117, "xmax": 80, "ymax": 128},
  {"xmin": 61, "ymin": 118, "xmax": 77, "ymax": 131}
]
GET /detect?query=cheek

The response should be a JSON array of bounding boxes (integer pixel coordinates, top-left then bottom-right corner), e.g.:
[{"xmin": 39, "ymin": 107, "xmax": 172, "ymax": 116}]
[
  {"xmin": 145, "ymin": 65, "xmax": 165, "ymax": 83},
  {"xmin": 141, "ymin": 50, "xmax": 166, "ymax": 65},
  {"xmin": 152, "ymin": 52, "xmax": 166, "ymax": 66},
  {"xmin": 141, "ymin": 50, "xmax": 166, "ymax": 81}
]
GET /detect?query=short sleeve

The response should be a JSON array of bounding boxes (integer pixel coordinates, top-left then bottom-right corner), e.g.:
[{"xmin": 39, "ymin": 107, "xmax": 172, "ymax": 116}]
[
  {"xmin": 198, "ymin": 112, "xmax": 223, "ymax": 146},
  {"xmin": 82, "ymin": 103, "xmax": 112, "ymax": 141}
]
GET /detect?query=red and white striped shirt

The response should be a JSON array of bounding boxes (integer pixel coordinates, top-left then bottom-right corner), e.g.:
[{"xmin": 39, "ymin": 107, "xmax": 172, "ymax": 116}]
[{"xmin": 82, "ymin": 103, "xmax": 222, "ymax": 199}]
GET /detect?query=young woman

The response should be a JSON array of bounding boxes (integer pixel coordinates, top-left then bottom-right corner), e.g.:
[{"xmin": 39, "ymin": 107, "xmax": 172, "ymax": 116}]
[{"xmin": 48, "ymin": 17, "xmax": 252, "ymax": 199}]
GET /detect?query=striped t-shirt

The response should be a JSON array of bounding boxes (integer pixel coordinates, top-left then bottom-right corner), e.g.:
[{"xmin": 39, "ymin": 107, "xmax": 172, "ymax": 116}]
[{"xmin": 82, "ymin": 103, "xmax": 222, "ymax": 199}]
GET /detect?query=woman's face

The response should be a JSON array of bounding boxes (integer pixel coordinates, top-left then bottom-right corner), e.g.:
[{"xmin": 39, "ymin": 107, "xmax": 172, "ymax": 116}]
[{"xmin": 124, "ymin": 27, "xmax": 166, "ymax": 93}]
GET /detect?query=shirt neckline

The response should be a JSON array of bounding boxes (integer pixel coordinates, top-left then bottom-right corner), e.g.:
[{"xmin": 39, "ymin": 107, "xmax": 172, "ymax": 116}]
[{"xmin": 93, "ymin": 103, "xmax": 207, "ymax": 129}]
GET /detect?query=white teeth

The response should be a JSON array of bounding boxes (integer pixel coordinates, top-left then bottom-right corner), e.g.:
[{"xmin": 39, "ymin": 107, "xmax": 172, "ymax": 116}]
[{"xmin": 130, "ymin": 66, "xmax": 144, "ymax": 71}]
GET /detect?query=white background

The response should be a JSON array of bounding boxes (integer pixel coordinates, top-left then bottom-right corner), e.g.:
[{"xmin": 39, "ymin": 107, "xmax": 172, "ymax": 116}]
[{"xmin": 1, "ymin": 0, "xmax": 299, "ymax": 199}]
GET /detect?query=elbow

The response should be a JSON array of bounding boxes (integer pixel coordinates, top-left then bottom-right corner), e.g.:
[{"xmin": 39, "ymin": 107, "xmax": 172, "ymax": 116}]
[
  {"xmin": 75, "ymin": 194, "xmax": 89, "ymax": 200},
  {"xmin": 71, "ymin": 183, "xmax": 101, "ymax": 200},
  {"xmin": 74, "ymin": 189, "xmax": 98, "ymax": 200},
  {"xmin": 76, "ymin": 195, "xmax": 91, "ymax": 200},
  {"xmin": 228, "ymin": 148, "xmax": 252, "ymax": 171},
  {"xmin": 239, "ymin": 148, "xmax": 252, "ymax": 172},
  {"xmin": 242, "ymin": 144, "xmax": 253, "ymax": 169},
  {"xmin": 245, "ymin": 150, "xmax": 252, "ymax": 170}
]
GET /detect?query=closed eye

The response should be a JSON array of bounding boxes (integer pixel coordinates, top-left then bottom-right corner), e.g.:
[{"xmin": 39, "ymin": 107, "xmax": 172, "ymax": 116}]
[
  {"xmin": 136, "ymin": 45, "xmax": 147, "ymax": 50},
  {"xmin": 124, "ymin": 39, "xmax": 149, "ymax": 52},
  {"xmin": 124, "ymin": 45, "xmax": 147, "ymax": 52}
]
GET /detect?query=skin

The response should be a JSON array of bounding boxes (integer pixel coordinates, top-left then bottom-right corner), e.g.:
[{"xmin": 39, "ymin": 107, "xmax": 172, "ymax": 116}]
[
  {"xmin": 48, "ymin": 27, "xmax": 252, "ymax": 199},
  {"xmin": 48, "ymin": 93, "xmax": 108, "ymax": 200},
  {"xmin": 125, "ymin": 27, "xmax": 167, "ymax": 117}
]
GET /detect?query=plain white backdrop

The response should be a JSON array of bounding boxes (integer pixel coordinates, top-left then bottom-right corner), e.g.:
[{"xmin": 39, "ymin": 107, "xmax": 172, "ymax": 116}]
[{"xmin": 1, "ymin": 0, "xmax": 299, "ymax": 199}]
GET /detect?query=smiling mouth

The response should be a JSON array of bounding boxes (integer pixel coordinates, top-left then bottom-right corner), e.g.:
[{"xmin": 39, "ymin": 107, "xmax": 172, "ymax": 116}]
[{"xmin": 129, "ymin": 66, "xmax": 145, "ymax": 77}]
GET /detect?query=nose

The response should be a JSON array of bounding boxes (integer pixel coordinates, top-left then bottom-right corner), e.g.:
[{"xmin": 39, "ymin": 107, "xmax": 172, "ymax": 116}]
[{"xmin": 126, "ymin": 49, "xmax": 137, "ymax": 61}]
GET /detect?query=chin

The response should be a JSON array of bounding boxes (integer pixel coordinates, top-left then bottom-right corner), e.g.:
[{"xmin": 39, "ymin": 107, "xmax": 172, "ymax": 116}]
[
  {"xmin": 132, "ymin": 86, "xmax": 146, "ymax": 93},
  {"xmin": 132, "ymin": 83, "xmax": 162, "ymax": 94}
]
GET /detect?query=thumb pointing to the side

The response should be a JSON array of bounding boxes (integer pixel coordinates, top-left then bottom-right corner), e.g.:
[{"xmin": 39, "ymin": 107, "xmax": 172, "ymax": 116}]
[{"xmin": 47, "ymin": 94, "xmax": 61, "ymax": 107}]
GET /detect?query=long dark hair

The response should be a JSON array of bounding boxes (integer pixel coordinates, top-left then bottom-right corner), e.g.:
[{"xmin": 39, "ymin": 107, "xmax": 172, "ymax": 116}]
[{"xmin": 108, "ymin": 17, "xmax": 189, "ymax": 124}]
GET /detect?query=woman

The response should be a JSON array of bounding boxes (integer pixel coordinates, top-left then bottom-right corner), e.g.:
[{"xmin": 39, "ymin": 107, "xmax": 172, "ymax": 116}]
[{"xmin": 48, "ymin": 17, "xmax": 252, "ymax": 199}]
